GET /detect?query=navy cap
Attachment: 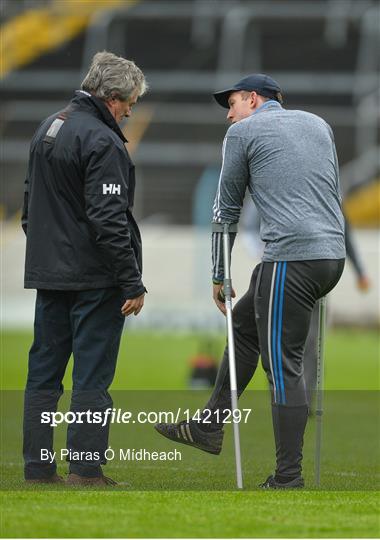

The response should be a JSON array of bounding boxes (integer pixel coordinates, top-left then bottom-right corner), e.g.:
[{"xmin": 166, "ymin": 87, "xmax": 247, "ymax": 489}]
[{"xmin": 213, "ymin": 73, "xmax": 283, "ymax": 108}]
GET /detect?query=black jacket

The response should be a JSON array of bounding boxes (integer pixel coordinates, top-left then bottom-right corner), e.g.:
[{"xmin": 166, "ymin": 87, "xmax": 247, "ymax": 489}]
[{"xmin": 22, "ymin": 90, "xmax": 145, "ymax": 299}]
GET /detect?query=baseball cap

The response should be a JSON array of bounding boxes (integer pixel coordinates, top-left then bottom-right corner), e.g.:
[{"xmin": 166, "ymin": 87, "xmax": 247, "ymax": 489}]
[{"xmin": 213, "ymin": 73, "xmax": 283, "ymax": 108}]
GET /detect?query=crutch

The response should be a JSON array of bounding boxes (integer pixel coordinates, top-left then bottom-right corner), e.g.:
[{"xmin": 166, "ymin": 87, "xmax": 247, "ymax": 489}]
[
  {"xmin": 222, "ymin": 222, "xmax": 243, "ymax": 489},
  {"xmin": 315, "ymin": 295, "xmax": 327, "ymax": 486}
]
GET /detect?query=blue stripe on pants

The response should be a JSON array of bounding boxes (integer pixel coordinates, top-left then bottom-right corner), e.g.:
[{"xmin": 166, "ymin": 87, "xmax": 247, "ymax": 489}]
[
  {"xmin": 272, "ymin": 262, "xmax": 282, "ymax": 403},
  {"xmin": 277, "ymin": 262, "xmax": 287, "ymax": 404}
]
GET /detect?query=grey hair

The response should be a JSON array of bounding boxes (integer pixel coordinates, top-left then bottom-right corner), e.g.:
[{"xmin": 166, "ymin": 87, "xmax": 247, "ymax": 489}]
[{"xmin": 81, "ymin": 51, "xmax": 148, "ymax": 101}]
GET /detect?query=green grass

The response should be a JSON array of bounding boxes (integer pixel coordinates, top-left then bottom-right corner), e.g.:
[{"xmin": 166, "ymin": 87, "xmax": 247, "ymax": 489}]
[
  {"xmin": 2, "ymin": 328, "xmax": 379, "ymax": 390},
  {"xmin": 2, "ymin": 491, "xmax": 379, "ymax": 538},
  {"xmin": 0, "ymin": 329, "xmax": 379, "ymax": 538}
]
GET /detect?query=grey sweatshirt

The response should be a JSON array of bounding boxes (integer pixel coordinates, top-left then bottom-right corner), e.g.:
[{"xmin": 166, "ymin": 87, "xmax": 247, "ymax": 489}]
[{"xmin": 212, "ymin": 100, "xmax": 346, "ymax": 281}]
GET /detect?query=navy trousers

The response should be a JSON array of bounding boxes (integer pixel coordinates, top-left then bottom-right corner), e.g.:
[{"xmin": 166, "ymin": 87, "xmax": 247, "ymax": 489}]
[
  {"xmin": 23, "ymin": 288, "xmax": 125, "ymax": 479},
  {"xmin": 204, "ymin": 259, "xmax": 344, "ymax": 480}
]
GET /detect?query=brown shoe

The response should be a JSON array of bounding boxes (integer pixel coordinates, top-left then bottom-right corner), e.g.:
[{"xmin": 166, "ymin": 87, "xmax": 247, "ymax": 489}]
[
  {"xmin": 25, "ymin": 473, "xmax": 64, "ymax": 484},
  {"xmin": 66, "ymin": 473, "xmax": 118, "ymax": 486}
]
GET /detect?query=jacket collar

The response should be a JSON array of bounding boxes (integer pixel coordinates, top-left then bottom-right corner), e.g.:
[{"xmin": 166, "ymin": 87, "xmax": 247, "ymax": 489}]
[
  {"xmin": 253, "ymin": 99, "xmax": 283, "ymax": 115},
  {"xmin": 71, "ymin": 90, "xmax": 128, "ymax": 143}
]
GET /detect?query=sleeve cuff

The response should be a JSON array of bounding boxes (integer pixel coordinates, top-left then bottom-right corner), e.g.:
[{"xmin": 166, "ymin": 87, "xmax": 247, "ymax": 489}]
[{"xmin": 122, "ymin": 283, "xmax": 146, "ymax": 299}]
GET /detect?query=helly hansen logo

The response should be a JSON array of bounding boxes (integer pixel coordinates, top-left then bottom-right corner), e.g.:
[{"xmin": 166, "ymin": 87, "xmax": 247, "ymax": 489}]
[{"xmin": 102, "ymin": 184, "xmax": 121, "ymax": 195}]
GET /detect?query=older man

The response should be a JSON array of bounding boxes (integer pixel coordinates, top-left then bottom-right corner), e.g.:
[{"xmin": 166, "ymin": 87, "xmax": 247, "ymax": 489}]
[
  {"xmin": 156, "ymin": 74, "xmax": 345, "ymax": 489},
  {"xmin": 22, "ymin": 51, "xmax": 147, "ymax": 485}
]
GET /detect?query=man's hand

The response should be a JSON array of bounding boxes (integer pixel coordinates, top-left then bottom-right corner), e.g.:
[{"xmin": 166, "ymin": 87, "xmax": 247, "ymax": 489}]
[
  {"xmin": 357, "ymin": 275, "xmax": 371, "ymax": 292},
  {"xmin": 213, "ymin": 283, "xmax": 236, "ymax": 316},
  {"xmin": 121, "ymin": 293, "xmax": 145, "ymax": 316}
]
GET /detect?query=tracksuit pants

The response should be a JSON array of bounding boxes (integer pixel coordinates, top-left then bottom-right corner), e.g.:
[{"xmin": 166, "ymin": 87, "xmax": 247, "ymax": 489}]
[
  {"xmin": 23, "ymin": 288, "xmax": 125, "ymax": 479},
  {"xmin": 203, "ymin": 259, "xmax": 344, "ymax": 480}
]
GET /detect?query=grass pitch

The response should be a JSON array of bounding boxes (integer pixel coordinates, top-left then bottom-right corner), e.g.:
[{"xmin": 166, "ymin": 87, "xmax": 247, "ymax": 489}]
[{"xmin": 0, "ymin": 329, "xmax": 379, "ymax": 538}]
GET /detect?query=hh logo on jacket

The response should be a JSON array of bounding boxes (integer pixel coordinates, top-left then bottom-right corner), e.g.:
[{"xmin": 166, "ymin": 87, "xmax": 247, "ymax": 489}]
[{"xmin": 102, "ymin": 184, "xmax": 121, "ymax": 195}]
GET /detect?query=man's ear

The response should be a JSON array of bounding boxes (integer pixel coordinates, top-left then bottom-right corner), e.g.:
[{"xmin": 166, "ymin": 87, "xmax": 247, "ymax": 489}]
[
  {"xmin": 250, "ymin": 91, "xmax": 258, "ymax": 108},
  {"xmin": 104, "ymin": 97, "xmax": 116, "ymax": 116}
]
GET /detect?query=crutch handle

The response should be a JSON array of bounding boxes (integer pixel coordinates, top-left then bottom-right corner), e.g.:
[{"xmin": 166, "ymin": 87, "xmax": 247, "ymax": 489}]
[
  {"xmin": 223, "ymin": 278, "xmax": 233, "ymax": 298},
  {"xmin": 217, "ymin": 289, "xmax": 225, "ymax": 302}
]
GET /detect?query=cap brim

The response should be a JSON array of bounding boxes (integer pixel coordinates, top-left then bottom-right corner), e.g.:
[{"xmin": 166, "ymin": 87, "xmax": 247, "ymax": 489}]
[{"xmin": 213, "ymin": 88, "xmax": 235, "ymax": 109}]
